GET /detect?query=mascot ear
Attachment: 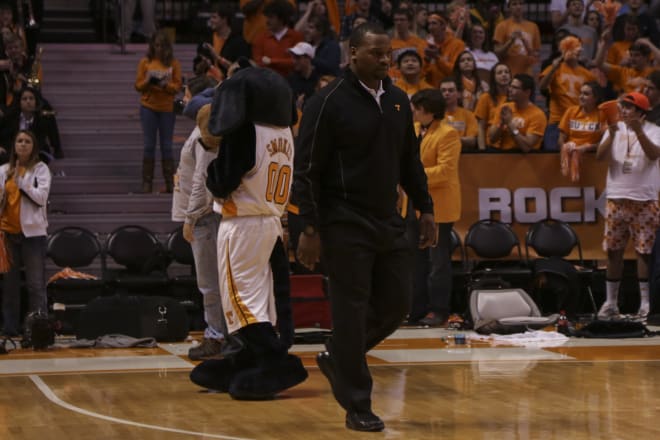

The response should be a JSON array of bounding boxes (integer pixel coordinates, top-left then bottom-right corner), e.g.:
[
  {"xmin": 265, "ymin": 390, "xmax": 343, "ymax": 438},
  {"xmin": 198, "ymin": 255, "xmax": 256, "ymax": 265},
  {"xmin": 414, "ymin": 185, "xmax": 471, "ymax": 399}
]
[{"xmin": 209, "ymin": 77, "xmax": 247, "ymax": 136}]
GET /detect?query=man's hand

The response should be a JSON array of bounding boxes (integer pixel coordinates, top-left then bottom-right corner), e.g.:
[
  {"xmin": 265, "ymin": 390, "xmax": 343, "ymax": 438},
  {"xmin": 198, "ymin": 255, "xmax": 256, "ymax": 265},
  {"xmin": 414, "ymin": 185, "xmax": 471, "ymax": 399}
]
[
  {"xmin": 262, "ymin": 56, "xmax": 271, "ymax": 66},
  {"xmin": 296, "ymin": 232, "xmax": 321, "ymax": 271},
  {"xmin": 626, "ymin": 115, "xmax": 645, "ymax": 134},
  {"xmin": 418, "ymin": 213, "xmax": 436, "ymax": 249},
  {"xmin": 183, "ymin": 223, "xmax": 194, "ymax": 243}
]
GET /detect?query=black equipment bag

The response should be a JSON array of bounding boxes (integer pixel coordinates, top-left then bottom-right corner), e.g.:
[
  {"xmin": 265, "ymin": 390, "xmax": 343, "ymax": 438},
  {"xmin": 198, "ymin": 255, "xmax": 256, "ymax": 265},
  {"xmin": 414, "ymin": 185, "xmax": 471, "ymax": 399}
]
[{"xmin": 76, "ymin": 295, "xmax": 189, "ymax": 342}]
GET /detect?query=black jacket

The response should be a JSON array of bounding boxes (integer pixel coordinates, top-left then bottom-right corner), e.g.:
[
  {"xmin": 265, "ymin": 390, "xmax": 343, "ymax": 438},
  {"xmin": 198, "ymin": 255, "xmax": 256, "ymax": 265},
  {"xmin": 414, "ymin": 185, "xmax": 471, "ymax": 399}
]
[
  {"xmin": 292, "ymin": 68, "xmax": 433, "ymax": 230},
  {"xmin": 219, "ymin": 32, "xmax": 251, "ymax": 76}
]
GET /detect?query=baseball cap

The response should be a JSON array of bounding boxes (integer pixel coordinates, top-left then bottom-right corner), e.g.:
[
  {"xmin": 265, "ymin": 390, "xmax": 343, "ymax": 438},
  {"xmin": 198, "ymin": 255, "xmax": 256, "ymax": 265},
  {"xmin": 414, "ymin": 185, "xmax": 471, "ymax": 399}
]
[
  {"xmin": 620, "ymin": 92, "xmax": 650, "ymax": 112},
  {"xmin": 288, "ymin": 42, "xmax": 315, "ymax": 58}
]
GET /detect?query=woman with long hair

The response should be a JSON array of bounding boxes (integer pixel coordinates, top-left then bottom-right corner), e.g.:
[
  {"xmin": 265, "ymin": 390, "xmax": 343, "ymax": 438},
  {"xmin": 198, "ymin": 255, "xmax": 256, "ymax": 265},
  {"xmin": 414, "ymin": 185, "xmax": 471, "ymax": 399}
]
[
  {"xmin": 134, "ymin": 31, "xmax": 182, "ymax": 193},
  {"xmin": 466, "ymin": 23, "xmax": 499, "ymax": 83},
  {"xmin": 0, "ymin": 87, "xmax": 63, "ymax": 162},
  {"xmin": 0, "ymin": 130, "xmax": 51, "ymax": 336},
  {"xmin": 452, "ymin": 50, "xmax": 489, "ymax": 112},
  {"xmin": 474, "ymin": 62, "xmax": 511, "ymax": 150},
  {"xmin": 559, "ymin": 81, "xmax": 606, "ymax": 182}
]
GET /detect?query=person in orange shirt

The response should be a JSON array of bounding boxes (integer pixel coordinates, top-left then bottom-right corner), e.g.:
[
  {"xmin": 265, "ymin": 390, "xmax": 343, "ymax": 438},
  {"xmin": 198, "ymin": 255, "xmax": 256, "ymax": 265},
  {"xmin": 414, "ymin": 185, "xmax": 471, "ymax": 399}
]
[
  {"xmin": 559, "ymin": 81, "xmax": 606, "ymax": 152},
  {"xmin": 394, "ymin": 50, "xmax": 432, "ymax": 98},
  {"xmin": 606, "ymin": 15, "xmax": 641, "ymax": 66},
  {"xmin": 439, "ymin": 77, "xmax": 478, "ymax": 150},
  {"xmin": 251, "ymin": 0, "xmax": 304, "ymax": 77},
  {"xmin": 409, "ymin": 88, "xmax": 462, "ymax": 327},
  {"xmin": 539, "ymin": 35, "xmax": 596, "ymax": 151},
  {"xmin": 493, "ymin": 0, "xmax": 541, "ymax": 76},
  {"xmin": 558, "ymin": 81, "xmax": 606, "ymax": 182},
  {"xmin": 423, "ymin": 12, "xmax": 465, "ymax": 87},
  {"xmin": 134, "ymin": 31, "xmax": 182, "ymax": 193},
  {"xmin": 488, "ymin": 73, "xmax": 547, "ymax": 152},
  {"xmin": 389, "ymin": 7, "xmax": 426, "ymax": 82},
  {"xmin": 240, "ymin": 0, "xmax": 297, "ymax": 44},
  {"xmin": 475, "ymin": 62, "xmax": 511, "ymax": 150},
  {"xmin": 596, "ymin": 37, "xmax": 658, "ymax": 94},
  {"xmin": 452, "ymin": 50, "xmax": 489, "ymax": 111}
]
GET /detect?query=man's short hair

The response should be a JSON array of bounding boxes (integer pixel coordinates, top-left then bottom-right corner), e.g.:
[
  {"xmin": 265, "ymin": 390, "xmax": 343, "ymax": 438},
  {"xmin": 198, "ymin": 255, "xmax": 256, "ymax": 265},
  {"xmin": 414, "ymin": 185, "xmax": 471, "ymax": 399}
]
[
  {"xmin": 566, "ymin": 0, "xmax": 583, "ymax": 7},
  {"xmin": 439, "ymin": 76, "xmax": 460, "ymax": 90},
  {"xmin": 629, "ymin": 42, "xmax": 651, "ymax": 57},
  {"xmin": 263, "ymin": 0, "xmax": 295, "ymax": 24},
  {"xmin": 411, "ymin": 89, "xmax": 446, "ymax": 120},
  {"xmin": 514, "ymin": 73, "xmax": 535, "ymax": 96},
  {"xmin": 396, "ymin": 49, "xmax": 422, "ymax": 66},
  {"xmin": 349, "ymin": 22, "xmax": 388, "ymax": 49}
]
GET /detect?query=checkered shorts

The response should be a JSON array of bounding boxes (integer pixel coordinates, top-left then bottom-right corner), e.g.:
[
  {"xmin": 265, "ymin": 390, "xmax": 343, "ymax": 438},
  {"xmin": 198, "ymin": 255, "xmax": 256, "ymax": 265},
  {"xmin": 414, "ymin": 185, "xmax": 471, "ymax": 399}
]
[{"xmin": 603, "ymin": 199, "xmax": 660, "ymax": 254}]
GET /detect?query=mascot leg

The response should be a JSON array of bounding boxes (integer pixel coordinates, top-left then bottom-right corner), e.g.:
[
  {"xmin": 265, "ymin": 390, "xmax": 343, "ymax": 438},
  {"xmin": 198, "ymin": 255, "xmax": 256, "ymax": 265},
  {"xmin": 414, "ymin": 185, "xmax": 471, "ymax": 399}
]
[{"xmin": 228, "ymin": 322, "xmax": 308, "ymax": 400}]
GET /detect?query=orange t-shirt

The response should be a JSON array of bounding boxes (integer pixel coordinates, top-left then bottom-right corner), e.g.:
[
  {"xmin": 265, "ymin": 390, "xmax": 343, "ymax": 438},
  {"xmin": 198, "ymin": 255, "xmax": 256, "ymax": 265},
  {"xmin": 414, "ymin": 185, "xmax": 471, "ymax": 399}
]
[
  {"xmin": 607, "ymin": 41, "xmax": 631, "ymax": 66},
  {"xmin": 493, "ymin": 18, "xmax": 541, "ymax": 76},
  {"xmin": 474, "ymin": 93, "xmax": 507, "ymax": 123},
  {"xmin": 443, "ymin": 107, "xmax": 478, "ymax": 138},
  {"xmin": 0, "ymin": 168, "xmax": 25, "ymax": 234},
  {"xmin": 423, "ymin": 35, "xmax": 466, "ymax": 87},
  {"xmin": 539, "ymin": 62, "xmax": 596, "ymax": 124},
  {"xmin": 488, "ymin": 102, "xmax": 548, "ymax": 150},
  {"xmin": 134, "ymin": 58, "xmax": 182, "ymax": 112},
  {"xmin": 607, "ymin": 65, "xmax": 658, "ymax": 94},
  {"xmin": 394, "ymin": 77, "xmax": 433, "ymax": 99},
  {"xmin": 558, "ymin": 105, "xmax": 605, "ymax": 147}
]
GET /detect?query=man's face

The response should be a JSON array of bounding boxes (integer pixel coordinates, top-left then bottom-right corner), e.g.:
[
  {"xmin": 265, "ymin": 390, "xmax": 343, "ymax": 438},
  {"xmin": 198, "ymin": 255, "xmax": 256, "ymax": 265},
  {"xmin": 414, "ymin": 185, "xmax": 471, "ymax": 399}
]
[
  {"xmin": 629, "ymin": 0, "xmax": 642, "ymax": 11},
  {"xmin": 439, "ymin": 81, "xmax": 458, "ymax": 106},
  {"xmin": 509, "ymin": 78, "xmax": 525, "ymax": 102},
  {"xmin": 624, "ymin": 23, "xmax": 640, "ymax": 41},
  {"xmin": 619, "ymin": 100, "xmax": 643, "ymax": 122},
  {"xmin": 629, "ymin": 50, "xmax": 646, "ymax": 69},
  {"xmin": 427, "ymin": 17, "xmax": 447, "ymax": 39},
  {"xmin": 5, "ymin": 40, "xmax": 23, "ymax": 61},
  {"xmin": 20, "ymin": 91, "xmax": 36, "ymax": 113},
  {"xmin": 644, "ymin": 80, "xmax": 659, "ymax": 106},
  {"xmin": 266, "ymin": 14, "xmax": 284, "ymax": 33},
  {"xmin": 398, "ymin": 54, "xmax": 421, "ymax": 76},
  {"xmin": 306, "ymin": 22, "xmax": 321, "ymax": 42},
  {"xmin": 393, "ymin": 13, "xmax": 409, "ymax": 35},
  {"xmin": 508, "ymin": 0, "xmax": 524, "ymax": 18},
  {"xmin": 292, "ymin": 54, "xmax": 309, "ymax": 73},
  {"xmin": 351, "ymin": 32, "xmax": 392, "ymax": 83},
  {"xmin": 568, "ymin": 0, "xmax": 584, "ymax": 18},
  {"xmin": 357, "ymin": 0, "xmax": 371, "ymax": 12}
]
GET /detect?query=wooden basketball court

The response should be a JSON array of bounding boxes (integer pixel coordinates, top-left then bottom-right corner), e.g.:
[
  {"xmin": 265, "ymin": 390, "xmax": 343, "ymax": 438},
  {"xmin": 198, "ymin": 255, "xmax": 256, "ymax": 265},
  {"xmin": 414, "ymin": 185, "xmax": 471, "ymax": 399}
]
[{"xmin": 2, "ymin": 327, "xmax": 659, "ymax": 439}]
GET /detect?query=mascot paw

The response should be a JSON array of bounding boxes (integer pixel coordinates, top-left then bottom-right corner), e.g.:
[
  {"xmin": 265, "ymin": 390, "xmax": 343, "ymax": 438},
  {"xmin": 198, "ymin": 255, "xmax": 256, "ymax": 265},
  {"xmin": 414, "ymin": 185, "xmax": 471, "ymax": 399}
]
[
  {"xmin": 190, "ymin": 358, "xmax": 238, "ymax": 392},
  {"xmin": 228, "ymin": 354, "xmax": 309, "ymax": 400}
]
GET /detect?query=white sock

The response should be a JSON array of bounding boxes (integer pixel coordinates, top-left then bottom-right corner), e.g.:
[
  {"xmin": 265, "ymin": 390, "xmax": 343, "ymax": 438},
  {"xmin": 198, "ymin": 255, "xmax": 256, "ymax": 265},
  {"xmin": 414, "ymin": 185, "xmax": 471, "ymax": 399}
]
[
  {"xmin": 639, "ymin": 281, "xmax": 650, "ymax": 314},
  {"xmin": 605, "ymin": 280, "xmax": 620, "ymax": 306}
]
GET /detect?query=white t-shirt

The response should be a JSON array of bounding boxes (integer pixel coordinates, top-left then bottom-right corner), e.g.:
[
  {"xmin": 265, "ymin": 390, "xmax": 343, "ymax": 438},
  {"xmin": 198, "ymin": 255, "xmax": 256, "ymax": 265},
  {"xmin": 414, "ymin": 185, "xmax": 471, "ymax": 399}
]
[
  {"xmin": 604, "ymin": 121, "xmax": 660, "ymax": 201},
  {"xmin": 469, "ymin": 48, "xmax": 499, "ymax": 72}
]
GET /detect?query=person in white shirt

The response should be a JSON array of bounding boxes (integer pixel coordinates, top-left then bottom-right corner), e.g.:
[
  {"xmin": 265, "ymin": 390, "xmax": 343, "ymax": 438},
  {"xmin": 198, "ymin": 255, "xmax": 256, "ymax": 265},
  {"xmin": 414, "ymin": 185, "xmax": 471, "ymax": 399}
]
[{"xmin": 596, "ymin": 92, "xmax": 660, "ymax": 322}]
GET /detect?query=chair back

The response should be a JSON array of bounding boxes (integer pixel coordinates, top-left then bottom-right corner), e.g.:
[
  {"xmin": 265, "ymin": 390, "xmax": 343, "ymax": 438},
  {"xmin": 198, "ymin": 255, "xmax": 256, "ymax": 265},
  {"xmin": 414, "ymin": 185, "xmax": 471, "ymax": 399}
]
[
  {"xmin": 47, "ymin": 226, "xmax": 103, "ymax": 269},
  {"xmin": 470, "ymin": 288, "xmax": 542, "ymax": 322},
  {"xmin": 105, "ymin": 225, "xmax": 165, "ymax": 273},
  {"xmin": 167, "ymin": 226, "xmax": 194, "ymax": 266},
  {"xmin": 525, "ymin": 219, "xmax": 582, "ymax": 262},
  {"xmin": 464, "ymin": 219, "xmax": 521, "ymax": 261}
]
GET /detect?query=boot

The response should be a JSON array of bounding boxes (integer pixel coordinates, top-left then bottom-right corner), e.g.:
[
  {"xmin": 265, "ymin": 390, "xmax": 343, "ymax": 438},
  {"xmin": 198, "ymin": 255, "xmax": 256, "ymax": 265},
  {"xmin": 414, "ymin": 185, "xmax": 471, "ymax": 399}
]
[
  {"xmin": 142, "ymin": 158, "xmax": 154, "ymax": 193},
  {"xmin": 162, "ymin": 159, "xmax": 175, "ymax": 193}
]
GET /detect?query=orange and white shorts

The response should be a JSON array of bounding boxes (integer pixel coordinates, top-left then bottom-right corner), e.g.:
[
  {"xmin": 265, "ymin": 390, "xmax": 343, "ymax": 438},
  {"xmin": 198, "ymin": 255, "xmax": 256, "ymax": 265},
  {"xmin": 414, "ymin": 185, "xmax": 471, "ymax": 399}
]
[{"xmin": 603, "ymin": 199, "xmax": 660, "ymax": 254}]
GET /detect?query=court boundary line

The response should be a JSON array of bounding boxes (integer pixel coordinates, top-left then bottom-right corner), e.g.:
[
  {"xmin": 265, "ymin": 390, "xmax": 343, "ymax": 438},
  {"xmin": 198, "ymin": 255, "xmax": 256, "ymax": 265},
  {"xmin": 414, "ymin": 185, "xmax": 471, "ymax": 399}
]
[{"xmin": 29, "ymin": 375, "xmax": 254, "ymax": 440}]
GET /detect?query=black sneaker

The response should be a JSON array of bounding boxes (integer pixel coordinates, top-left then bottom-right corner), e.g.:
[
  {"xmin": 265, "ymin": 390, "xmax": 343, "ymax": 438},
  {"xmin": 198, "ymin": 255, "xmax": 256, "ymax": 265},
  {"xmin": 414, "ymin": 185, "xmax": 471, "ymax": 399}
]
[{"xmin": 188, "ymin": 338, "xmax": 224, "ymax": 360}]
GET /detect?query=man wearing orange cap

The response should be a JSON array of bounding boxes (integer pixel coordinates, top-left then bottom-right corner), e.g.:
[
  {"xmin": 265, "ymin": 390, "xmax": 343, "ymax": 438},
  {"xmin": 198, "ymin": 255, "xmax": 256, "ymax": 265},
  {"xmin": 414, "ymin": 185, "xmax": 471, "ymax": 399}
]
[{"xmin": 596, "ymin": 92, "xmax": 660, "ymax": 323}]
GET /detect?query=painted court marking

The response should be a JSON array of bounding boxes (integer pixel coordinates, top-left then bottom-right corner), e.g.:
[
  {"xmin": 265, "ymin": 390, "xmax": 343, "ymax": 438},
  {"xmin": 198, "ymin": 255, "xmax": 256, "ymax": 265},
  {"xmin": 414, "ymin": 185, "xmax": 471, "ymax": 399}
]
[{"xmin": 29, "ymin": 375, "xmax": 253, "ymax": 440}]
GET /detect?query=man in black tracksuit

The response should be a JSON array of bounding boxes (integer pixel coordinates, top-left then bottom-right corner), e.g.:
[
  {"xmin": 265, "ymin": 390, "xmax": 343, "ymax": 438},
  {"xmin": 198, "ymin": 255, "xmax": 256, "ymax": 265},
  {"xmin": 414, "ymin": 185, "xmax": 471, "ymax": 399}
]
[{"xmin": 292, "ymin": 23, "xmax": 436, "ymax": 432}]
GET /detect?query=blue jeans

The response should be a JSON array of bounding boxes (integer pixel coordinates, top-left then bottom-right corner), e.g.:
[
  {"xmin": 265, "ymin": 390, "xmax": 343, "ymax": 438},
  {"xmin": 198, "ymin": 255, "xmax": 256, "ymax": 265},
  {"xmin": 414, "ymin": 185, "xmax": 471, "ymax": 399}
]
[
  {"xmin": 543, "ymin": 123, "xmax": 560, "ymax": 152},
  {"xmin": 140, "ymin": 105, "xmax": 176, "ymax": 160},
  {"xmin": 411, "ymin": 222, "xmax": 453, "ymax": 321},
  {"xmin": 2, "ymin": 234, "xmax": 47, "ymax": 335},
  {"xmin": 190, "ymin": 213, "xmax": 227, "ymax": 339}
]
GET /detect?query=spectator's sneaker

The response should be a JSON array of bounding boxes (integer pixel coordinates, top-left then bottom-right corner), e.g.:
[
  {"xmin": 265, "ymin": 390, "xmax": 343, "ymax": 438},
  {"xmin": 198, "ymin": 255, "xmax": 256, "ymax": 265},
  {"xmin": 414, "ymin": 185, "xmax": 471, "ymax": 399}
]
[
  {"xmin": 188, "ymin": 338, "xmax": 224, "ymax": 361},
  {"xmin": 447, "ymin": 314, "xmax": 465, "ymax": 330},
  {"xmin": 597, "ymin": 303, "xmax": 620, "ymax": 320},
  {"xmin": 419, "ymin": 312, "xmax": 446, "ymax": 327}
]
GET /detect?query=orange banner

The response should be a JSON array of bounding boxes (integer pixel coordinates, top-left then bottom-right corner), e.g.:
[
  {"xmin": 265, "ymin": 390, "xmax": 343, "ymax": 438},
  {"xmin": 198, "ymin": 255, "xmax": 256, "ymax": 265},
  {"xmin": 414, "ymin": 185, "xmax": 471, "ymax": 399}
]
[{"xmin": 455, "ymin": 153, "xmax": 618, "ymax": 260}]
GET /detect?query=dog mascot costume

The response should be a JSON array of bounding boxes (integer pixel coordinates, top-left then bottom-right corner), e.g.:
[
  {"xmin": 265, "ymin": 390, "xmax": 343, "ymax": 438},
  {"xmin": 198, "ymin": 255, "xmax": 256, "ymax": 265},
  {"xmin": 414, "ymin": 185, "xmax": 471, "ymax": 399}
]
[{"xmin": 189, "ymin": 65, "xmax": 307, "ymax": 399}]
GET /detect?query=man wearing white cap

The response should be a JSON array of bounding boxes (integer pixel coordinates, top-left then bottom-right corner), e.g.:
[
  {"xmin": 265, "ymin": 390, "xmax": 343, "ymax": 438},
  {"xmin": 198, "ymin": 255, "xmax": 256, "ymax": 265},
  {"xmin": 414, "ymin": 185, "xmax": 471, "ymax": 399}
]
[{"xmin": 287, "ymin": 42, "xmax": 321, "ymax": 110}]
